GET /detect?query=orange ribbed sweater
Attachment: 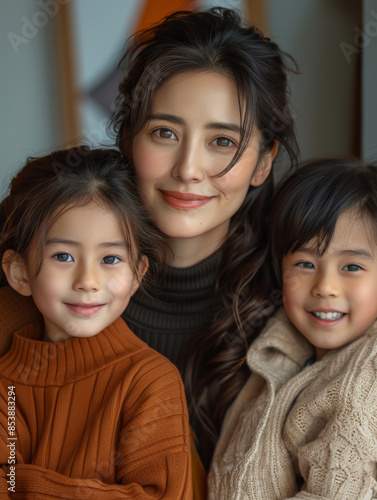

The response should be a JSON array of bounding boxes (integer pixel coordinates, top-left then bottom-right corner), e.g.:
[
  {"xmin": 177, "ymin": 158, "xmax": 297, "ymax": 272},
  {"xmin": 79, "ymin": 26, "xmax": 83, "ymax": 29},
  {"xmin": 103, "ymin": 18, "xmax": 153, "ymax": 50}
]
[{"xmin": 0, "ymin": 317, "xmax": 192, "ymax": 499}]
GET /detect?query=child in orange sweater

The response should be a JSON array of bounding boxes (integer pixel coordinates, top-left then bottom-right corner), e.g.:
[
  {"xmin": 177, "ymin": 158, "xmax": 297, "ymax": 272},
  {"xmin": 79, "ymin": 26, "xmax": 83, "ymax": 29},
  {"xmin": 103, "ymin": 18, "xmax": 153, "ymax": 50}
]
[{"xmin": 0, "ymin": 147, "xmax": 192, "ymax": 499}]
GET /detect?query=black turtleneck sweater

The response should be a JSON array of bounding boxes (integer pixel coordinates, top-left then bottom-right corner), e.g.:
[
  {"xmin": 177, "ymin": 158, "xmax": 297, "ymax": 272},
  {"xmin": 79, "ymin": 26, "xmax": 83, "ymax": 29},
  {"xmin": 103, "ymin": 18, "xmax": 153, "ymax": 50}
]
[
  {"xmin": 122, "ymin": 250, "xmax": 221, "ymax": 373},
  {"xmin": 123, "ymin": 250, "xmax": 222, "ymax": 470}
]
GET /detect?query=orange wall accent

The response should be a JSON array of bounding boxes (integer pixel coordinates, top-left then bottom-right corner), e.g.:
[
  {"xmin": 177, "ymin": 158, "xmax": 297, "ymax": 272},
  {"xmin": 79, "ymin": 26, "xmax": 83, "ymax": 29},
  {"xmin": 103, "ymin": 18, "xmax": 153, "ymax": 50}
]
[
  {"xmin": 134, "ymin": 0, "xmax": 197, "ymax": 33},
  {"xmin": 56, "ymin": 2, "xmax": 81, "ymax": 145},
  {"xmin": 245, "ymin": 0, "xmax": 267, "ymax": 33}
]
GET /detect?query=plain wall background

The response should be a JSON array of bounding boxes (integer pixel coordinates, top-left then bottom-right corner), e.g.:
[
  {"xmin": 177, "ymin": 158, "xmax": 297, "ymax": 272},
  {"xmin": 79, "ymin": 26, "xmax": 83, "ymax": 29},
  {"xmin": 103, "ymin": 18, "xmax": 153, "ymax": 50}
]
[
  {"xmin": 1, "ymin": 0, "xmax": 375, "ymax": 194},
  {"xmin": 363, "ymin": 0, "xmax": 377, "ymax": 159},
  {"xmin": 0, "ymin": 0, "xmax": 63, "ymax": 194}
]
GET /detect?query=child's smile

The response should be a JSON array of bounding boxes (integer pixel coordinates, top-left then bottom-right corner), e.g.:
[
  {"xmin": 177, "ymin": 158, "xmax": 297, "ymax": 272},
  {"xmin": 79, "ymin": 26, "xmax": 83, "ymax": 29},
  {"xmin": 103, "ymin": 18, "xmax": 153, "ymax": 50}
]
[
  {"xmin": 282, "ymin": 210, "xmax": 377, "ymax": 360},
  {"xmin": 64, "ymin": 302, "xmax": 106, "ymax": 316},
  {"xmin": 311, "ymin": 311, "xmax": 344, "ymax": 321}
]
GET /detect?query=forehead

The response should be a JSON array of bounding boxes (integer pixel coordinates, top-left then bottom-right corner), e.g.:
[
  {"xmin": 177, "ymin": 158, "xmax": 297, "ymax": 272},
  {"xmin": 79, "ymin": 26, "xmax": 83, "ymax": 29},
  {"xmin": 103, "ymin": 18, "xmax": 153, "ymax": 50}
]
[
  {"xmin": 47, "ymin": 202, "xmax": 124, "ymax": 240},
  {"xmin": 151, "ymin": 70, "xmax": 241, "ymax": 121},
  {"xmin": 334, "ymin": 209, "xmax": 376, "ymax": 245},
  {"xmin": 304, "ymin": 210, "xmax": 377, "ymax": 257}
]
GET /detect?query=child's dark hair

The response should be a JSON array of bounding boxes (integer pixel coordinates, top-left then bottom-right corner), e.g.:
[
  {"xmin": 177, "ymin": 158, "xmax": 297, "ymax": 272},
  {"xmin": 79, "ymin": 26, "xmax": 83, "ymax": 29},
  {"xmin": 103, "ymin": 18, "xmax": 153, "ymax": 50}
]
[
  {"xmin": 269, "ymin": 158, "xmax": 377, "ymax": 288},
  {"xmin": 0, "ymin": 146, "xmax": 164, "ymax": 287}
]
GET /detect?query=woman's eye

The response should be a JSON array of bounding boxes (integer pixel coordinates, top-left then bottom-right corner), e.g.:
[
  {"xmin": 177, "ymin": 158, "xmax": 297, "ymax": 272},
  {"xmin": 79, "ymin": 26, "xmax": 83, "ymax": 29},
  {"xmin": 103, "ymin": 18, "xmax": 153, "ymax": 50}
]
[
  {"xmin": 101, "ymin": 255, "xmax": 120, "ymax": 265},
  {"xmin": 153, "ymin": 128, "xmax": 176, "ymax": 140},
  {"xmin": 212, "ymin": 137, "xmax": 235, "ymax": 148},
  {"xmin": 342, "ymin": 264, "xmax": 362, "ymax": 272},
  {"xmin": 53, "ymin": 253, "xmax": 73, "ymax": 262},
  {"xmin": 296, "ymin": 261, "xmax": 315, "ymax": 270}
]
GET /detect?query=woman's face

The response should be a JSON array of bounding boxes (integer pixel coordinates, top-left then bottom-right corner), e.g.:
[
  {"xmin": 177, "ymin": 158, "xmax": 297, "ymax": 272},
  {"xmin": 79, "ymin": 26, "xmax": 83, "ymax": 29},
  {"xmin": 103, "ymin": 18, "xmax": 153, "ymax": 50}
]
[{"xmin": 130, "ymin": 71, "xmax": 274, "ymax": 257}]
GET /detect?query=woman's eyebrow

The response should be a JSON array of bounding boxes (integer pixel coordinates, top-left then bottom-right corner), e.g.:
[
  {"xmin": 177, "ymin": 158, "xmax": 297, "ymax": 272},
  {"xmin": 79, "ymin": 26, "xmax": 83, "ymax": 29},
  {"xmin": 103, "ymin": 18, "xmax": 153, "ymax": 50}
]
[
  {"xmin": 148, "ymin": 113, "xmax": 184, "ymax": 125},
  {"xmin": 204, "ymin": 122, "xmax": 241, "ymax": 133},
  {"xmin": 148, "ymin": 113, "xmax": 241, "ymax": 133}
]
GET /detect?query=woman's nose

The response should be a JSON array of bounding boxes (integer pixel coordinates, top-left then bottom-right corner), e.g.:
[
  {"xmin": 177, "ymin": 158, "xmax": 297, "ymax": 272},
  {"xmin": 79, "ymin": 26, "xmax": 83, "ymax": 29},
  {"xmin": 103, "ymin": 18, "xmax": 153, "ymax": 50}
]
[{"xmin": 171, "ymin": 142, "xmax": 205, "ymax": 183}]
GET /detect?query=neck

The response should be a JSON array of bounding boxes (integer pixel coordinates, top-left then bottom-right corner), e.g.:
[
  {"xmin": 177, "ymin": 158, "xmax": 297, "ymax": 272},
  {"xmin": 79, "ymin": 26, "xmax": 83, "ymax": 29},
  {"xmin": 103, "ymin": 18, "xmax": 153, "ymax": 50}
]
[
  {"xmin": 315, "ymin": 347, "xmax": 328, "ymax": 361},
  {"xmin": 166, "ymin": 231, "xmax": 226, "ymax": 268}
]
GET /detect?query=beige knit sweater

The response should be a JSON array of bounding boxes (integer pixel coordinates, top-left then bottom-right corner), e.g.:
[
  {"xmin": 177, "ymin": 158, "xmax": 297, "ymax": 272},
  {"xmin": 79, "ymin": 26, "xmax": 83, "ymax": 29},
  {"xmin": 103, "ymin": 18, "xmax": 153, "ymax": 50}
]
[{"xmin": 208, "ymin": 308, "xmax": 377, "ymax": 499}]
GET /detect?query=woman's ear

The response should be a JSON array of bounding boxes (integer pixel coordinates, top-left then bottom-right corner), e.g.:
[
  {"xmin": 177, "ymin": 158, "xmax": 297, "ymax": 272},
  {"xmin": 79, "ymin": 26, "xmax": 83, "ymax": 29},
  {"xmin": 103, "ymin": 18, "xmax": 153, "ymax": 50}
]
[
  {"xmin": 2, "ymin": 250, "xmax": 32, "ymax": 297},
  {"xmin": 251, "ymin": 140, "xmax": 279, "ymax": 187}
]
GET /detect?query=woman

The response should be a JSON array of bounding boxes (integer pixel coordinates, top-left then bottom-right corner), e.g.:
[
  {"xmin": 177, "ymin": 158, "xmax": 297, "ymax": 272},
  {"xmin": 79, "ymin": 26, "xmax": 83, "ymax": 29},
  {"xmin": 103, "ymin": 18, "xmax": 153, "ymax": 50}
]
[{"xmin": 0, "ymin": 7, "xmax": 298, "ymax": 470}]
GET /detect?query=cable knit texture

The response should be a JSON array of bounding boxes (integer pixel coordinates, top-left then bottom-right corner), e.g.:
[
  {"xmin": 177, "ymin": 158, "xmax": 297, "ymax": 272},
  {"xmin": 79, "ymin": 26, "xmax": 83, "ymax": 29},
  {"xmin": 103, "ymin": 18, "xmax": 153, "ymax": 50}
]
[
  {"xmin": 208, "ymin": 308, "xmax": 377, "ymax": 500},
  {"xmin": 0, "ymin": 317, "xmax": 192, "ymax": 499}
]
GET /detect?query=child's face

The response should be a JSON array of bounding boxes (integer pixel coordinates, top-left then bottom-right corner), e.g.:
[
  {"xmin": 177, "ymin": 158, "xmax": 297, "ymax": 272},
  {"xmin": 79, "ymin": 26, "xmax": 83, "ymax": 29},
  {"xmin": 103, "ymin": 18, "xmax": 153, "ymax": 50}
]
[
  {"xmin": 282, "ymin": 210, "xmax": 377, "ymax": 360},
  {"xmin": 26, "ymin": 202, "xmax": 143, "ymax": 342}
]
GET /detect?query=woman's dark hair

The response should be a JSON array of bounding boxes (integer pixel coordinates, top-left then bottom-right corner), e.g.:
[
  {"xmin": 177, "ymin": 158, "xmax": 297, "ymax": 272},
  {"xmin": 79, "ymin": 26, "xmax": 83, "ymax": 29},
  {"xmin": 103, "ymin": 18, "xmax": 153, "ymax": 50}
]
[
  {"xmin": 269, "ymin": 158, "xmax": 377, "ymax": 288},
  {"xmin": 110, "ymin": 7, "xmax": 298, "ymax": 171},
  {"xmin": 0, "ymin": 146, "xmax": 164, "ymax": 287},
  {"xmin": 109, "ymin": 7, "xmax": 300, "ymax": 448}
]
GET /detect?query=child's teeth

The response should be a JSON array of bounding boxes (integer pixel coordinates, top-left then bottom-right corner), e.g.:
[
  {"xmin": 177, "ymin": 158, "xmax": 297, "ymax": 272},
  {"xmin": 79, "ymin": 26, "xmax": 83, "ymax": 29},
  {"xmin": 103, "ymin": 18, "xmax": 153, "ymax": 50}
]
[{"xmin": 314, "ymin": 312, "xmax": 343, "ymax": 320}]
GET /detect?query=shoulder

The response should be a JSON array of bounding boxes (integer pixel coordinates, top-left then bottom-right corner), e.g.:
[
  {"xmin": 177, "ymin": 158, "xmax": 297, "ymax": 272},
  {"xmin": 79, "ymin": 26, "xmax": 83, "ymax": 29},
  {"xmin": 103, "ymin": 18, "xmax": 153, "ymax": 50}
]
[
  {"xmin": 0, "ymin": 286, "xmax": 42, "ymax": 356},
  {"xmin": 324, "ymin": 323, "xmax": 377, "ymax": 379},
  {"xmin": 133, "ymin": 346, "xmax": 185, "ymax": 392},
  {"xmin": 117, "ymin": 328, "xmax": 185, "ymax": 396},
  {"xmin": 99, "ymin": 318, "xmax": 185, "ymax": 392},
  {"xmin": 340, "ymin": 327, "xmax": 377, "ymax": 395},
  {"xmin": 298, "ymin": 325, "xmax": 377, "ymax": 415}
]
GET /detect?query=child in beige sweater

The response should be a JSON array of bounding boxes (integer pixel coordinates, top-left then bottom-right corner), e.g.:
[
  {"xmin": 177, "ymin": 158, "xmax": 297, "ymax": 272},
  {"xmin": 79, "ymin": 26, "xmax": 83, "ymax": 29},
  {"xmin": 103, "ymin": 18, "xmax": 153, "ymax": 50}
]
[{"xmin": 209, "ymin": 159, "xmax": 377, "ymax": 499}]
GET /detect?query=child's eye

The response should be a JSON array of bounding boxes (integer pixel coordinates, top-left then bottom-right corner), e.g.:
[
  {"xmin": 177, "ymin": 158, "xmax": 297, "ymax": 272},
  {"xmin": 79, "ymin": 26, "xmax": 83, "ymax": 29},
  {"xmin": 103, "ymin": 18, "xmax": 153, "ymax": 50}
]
[
  {"xmin": 101, "ymin": 255, "xmax": 120, "ymax": 265},
  {"xmin": 211, "ymin": 137, "xmax": 236, "ymax": 148},
  {"xmin": 296, "ymin": 261, "xmax": 315, "ymax": 270},
  {"xmin": 342, "ymin": 264, "xmax": 362, "ymax": 272},
  {"xmin": 53, "ymin": 253, "xmax": 73, "ymax": 262}
]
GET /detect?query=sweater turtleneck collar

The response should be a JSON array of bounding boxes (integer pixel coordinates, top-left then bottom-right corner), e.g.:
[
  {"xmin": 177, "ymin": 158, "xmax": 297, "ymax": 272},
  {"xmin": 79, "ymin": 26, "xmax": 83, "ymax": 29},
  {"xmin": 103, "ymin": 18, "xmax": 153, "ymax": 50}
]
[
  {"xmin": 122, "ymin": 249, "xmax": 222, "ymax": 367},
  {"xmin": 1, "ymin": 317, "xmax": 147, "ymax": 386},
  {"xmin": 124, "ymin": 249, "xmax": 222, "ymax": 334}
]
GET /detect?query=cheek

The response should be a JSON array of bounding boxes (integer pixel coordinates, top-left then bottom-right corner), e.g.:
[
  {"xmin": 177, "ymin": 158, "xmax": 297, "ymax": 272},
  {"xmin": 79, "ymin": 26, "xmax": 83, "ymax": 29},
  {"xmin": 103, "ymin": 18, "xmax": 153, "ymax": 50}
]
[
  {"xmin": 213, "ymin": 171, "xmax": 252, "ymax": 210},
  {"xmin": 282, "ymin": 274, "xmax": 306, "ymax": 310},
  {"xmin": 216, "ymin": 167, "xmax": 251, "ymax": 192},
  {"xmin": 132, "ymin": 141, "xmax": 164, "ymax": 183},
  {"xmin": 133, "ymin": 153, "xmax": 155, "ymax": 182},
  {"xmin": 352, "ymin": 281, "xmax": 377, "ymax": 317},
  {"xmin": 30, "ymin": 269, "xmax": 61, "ymax": 297},
  {"xmin": 107, "ymin": 272, "xmax": 136, "ymax": 296}
]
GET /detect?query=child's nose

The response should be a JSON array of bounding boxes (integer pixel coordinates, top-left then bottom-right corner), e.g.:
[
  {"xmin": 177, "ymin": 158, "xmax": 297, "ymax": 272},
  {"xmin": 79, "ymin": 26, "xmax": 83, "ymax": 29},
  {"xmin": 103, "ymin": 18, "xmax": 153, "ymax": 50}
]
[
  {"xmin": 73, "ymin": 262, "xmax": 100, "ymax": 292},
  {"xmin": 311, "ymin": 270, "xmax": 339, "ymax": 298}
]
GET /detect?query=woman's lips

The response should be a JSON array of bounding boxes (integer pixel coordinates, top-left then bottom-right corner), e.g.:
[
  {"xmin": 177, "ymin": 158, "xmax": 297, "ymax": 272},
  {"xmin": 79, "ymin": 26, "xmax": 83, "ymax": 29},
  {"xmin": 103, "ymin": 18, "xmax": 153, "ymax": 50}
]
[
  {"xmin": 159, "ymin": 190, "xmax": 214, "ymax": 210},
  {"xmin": 65, "ymin": 303, "xmax": 105, "ymax": 316}
]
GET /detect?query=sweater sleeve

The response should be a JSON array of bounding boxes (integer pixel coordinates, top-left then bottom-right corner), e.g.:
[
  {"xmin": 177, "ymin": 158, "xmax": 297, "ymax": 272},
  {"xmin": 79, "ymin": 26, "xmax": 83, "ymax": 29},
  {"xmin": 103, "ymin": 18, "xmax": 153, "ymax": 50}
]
[
  {"xmin": 115, "ymin": 356, "xmax": 193, "ymax": 498},
  {"xmin": 0, "ymin": 358, "xmax": 193, "ymax": 500}
]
